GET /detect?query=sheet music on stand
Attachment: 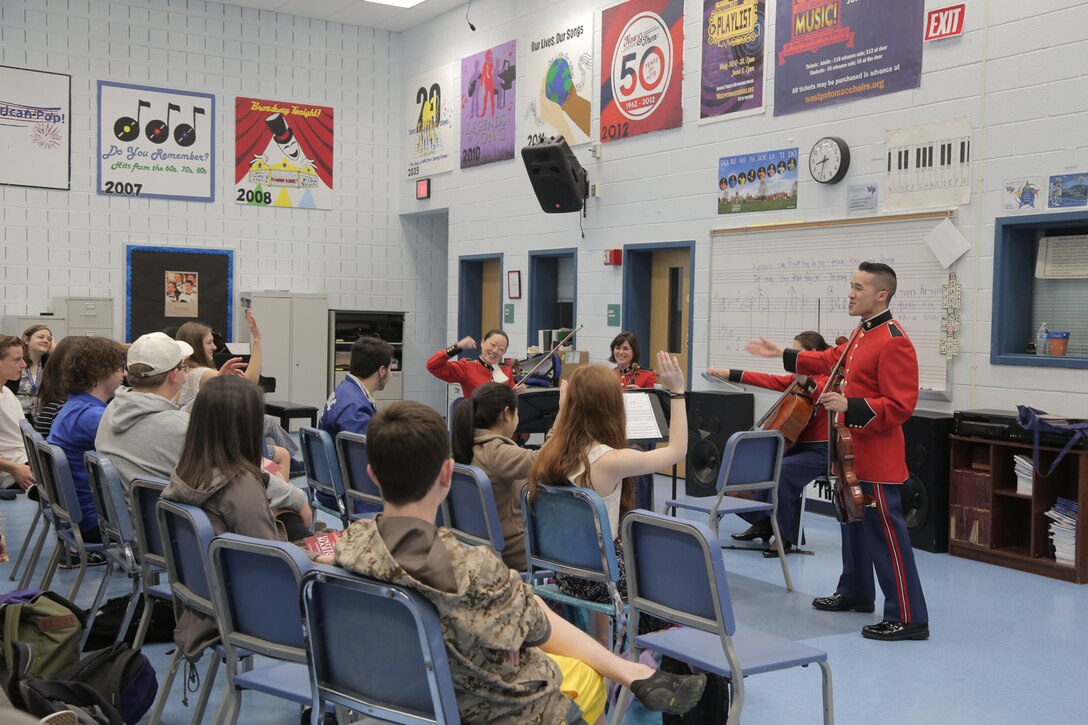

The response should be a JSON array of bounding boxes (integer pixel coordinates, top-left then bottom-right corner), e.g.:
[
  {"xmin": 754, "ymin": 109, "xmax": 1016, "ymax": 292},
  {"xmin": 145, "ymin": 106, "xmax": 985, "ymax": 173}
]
[{"xmin": 624, "ymin": 389, "xmax": 669, "ymax": 446}]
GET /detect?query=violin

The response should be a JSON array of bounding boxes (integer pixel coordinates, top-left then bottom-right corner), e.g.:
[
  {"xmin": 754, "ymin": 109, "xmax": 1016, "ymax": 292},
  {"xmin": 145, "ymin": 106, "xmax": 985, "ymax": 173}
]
[
  {"xmin": 820, "ymin": 330, "xmax": 872, "ymax": 523},
  {"xmin": 618, "ymin": 363, "xmax": 641, "ymax": 389}
]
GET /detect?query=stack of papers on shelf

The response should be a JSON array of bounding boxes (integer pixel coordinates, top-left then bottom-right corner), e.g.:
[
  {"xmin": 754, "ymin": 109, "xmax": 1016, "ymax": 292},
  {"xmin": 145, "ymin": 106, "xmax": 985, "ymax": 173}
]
[
  {"xmin": 1045, "ymin": 497, "xmax": 1078, "ymax": 567},
  {"xmin": 1013, "ymin": 454, "xmax": 1034, "ymax": 495}
]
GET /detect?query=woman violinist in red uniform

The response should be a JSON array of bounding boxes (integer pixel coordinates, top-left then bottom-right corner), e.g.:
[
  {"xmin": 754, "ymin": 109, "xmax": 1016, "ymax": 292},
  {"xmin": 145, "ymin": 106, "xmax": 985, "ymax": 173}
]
[
  {"xmin": 610, "ymin": 332, "xmax": 657, "ymax": 390},
  {"xmin": 427, "ymin": 328, "xmax": 522, "ymax": 398}
]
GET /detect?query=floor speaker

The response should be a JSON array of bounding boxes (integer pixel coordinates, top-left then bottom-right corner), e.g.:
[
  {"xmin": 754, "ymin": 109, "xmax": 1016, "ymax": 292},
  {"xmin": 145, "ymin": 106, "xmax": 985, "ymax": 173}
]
[
  {"xmin": 685, "ymin": 391, "xmax": 754, "ymax": 497},
  {"xmin": 521, "ymin": 137, "xmax": 588, "ymax": 213},
  {"xmin": 901, "ymin": 410, "xmax": 954, "ymax": 552}
]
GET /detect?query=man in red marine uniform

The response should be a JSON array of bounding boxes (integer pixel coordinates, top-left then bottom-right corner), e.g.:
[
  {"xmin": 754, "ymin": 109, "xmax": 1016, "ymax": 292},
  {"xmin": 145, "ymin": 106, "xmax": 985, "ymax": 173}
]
[{"xmin": 747, "ymin": 262, "xmax": 929, "ymax": 641}]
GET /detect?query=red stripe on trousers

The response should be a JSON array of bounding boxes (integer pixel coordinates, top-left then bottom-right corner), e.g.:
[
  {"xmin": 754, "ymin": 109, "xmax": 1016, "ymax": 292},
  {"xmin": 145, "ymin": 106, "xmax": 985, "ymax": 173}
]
[{"xmin": 874, "ymin": 484, "xmax": 911, "ymax": 622}]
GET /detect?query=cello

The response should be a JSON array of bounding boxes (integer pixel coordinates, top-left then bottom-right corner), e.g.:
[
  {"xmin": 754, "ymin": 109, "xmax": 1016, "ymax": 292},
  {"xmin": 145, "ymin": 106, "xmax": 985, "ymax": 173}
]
[
  {"xmin": 703, "ymin": 370, "xmax": 815, "ymax": 448},
  {"xmin": 818, "ymin": 331, "xmax": 872, "ymax": 523}
]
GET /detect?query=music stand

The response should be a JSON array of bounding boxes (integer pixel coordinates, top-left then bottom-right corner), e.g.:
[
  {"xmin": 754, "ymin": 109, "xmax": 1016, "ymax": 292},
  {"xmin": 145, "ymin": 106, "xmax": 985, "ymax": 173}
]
[
  {"xmin": 515, "ymin": 388, "xmax": 561, "ymax": 435},
  {"xmin": 623, "ymin": 388, "xmax": 669, "ymax": 446}
]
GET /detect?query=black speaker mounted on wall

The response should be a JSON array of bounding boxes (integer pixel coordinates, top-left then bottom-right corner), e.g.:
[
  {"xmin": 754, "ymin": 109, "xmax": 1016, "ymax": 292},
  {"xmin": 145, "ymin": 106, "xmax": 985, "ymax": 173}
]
[
  {"xmin": 685, "ymin": 391, "xmax": 754, "ymax": 497},
  {"xmin": 901, "ymin": 410, "xmax": 954, "ymax": 553},
  {"xmin": 521, "ymin": 137, "xmax": 588, "ymax": 214}
]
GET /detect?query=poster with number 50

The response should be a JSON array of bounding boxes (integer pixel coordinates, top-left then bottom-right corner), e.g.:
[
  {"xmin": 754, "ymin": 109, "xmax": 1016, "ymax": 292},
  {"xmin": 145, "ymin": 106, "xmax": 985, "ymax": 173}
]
[{"xmin": 599, "ymin": 0, "xmax": 684, "ymax": 144}]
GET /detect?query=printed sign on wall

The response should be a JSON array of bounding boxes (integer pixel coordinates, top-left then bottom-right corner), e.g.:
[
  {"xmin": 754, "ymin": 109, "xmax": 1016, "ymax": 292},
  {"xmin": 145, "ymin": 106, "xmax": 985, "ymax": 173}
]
[
  {"xmin": 460, "ymin": 40, "xmax": 518, "ymax": 169},
  {"xmin": 0, "ymin": 65, "xmax": 71, "ymax": 190},
  {"xmin": 701, "ymin": 0, "xmax": 766, "ymax": 120},
  {"xmin": 235, "ymin": 97, "xmax": 334, "ymax": 209},
  {"xmin": 519, "ymin": 15, "xmax": 594, "ymax": 148},
  {"xmin": 98, "ymin": 82, "xmax": 214, "ymax": 201},
  {"xmin": 407, "ymin": 64, "xmax": 459, "ymax": 179},
  {"xmin": 600, "ymin": 0, "xmax": 685, "ymax": 143},
  {"xmin": 717, "ymin": 147, "xmax": 799, "ymax": 214},
  {"xmin": 773, "ymin": 0, "xmax": 924, "ymax": 116}
]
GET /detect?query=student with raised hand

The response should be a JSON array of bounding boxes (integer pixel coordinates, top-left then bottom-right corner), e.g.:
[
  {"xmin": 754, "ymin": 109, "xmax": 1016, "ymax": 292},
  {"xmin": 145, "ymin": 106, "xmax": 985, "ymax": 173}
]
[
  {"xmin": 450, "ymin": 382, "xmax": 543, "ymax": 571},
  {"xmin": 528, "ymin": 352, "xmax": 688, "ymax": 638},
  {"xmin": 324, "ymin": 401, "xmax": 705, "ymax": 723},
  {"xmin": 427, "ymin": 328, "xmax": 521, "ymax": 398},
  {"xmin": 175, "ymin": 309, "xmax": 262, "ymax": 407}
]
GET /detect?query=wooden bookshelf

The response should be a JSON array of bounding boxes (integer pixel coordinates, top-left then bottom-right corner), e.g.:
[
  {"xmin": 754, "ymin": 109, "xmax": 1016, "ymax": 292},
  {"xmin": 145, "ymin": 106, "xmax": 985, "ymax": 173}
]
[{"xmin": 948, "ymin": 435, "xmax": 1088, "ymax": 583}]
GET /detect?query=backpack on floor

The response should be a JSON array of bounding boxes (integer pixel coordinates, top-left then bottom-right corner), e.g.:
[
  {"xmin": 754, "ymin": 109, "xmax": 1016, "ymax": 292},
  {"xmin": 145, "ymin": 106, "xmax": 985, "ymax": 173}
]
[
  {"xmin": 659, "ymin": 655, "xmax": 730, "ymax": 725},
  {"xmin": 0, "ymin": 589, "xmax": 85, "ymax": 680},
  {"xmin": 5, "ymin": 640, "xmax": 122, "ymax": 725},
  {"xmin": 83, "ymin": 594, "xmax": 175, "ymax": 651}
]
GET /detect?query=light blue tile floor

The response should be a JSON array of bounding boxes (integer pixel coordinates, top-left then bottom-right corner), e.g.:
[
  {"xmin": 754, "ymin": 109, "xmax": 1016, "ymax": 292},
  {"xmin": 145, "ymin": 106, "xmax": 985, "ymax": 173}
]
[{"xmin": 3, "ymin": 473, "xmax": 1087, "ymax": 724}]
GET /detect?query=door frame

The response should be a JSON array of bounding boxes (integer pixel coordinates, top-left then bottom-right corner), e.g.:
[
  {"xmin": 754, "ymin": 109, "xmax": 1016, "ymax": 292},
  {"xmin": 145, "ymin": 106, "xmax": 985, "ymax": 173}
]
[
  {"xmin": 621, "ymin": 241, "xmax": 695, "ymax": 381},
  {"xmin": 457, "ymin": 253, "xmax": 504, "ymax": 360},
  {"xmin": 528, "ymin": 247, "xmax": 578, "ymax": 350}
]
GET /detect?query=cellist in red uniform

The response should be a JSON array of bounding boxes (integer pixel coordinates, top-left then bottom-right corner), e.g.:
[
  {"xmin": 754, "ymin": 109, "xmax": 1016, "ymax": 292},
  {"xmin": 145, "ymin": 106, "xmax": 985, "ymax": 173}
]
[
  {"xmin": 707, "ymin": 331, "xmax": 831, "ymax": 557},
  {"xmin": 747, "ymin": 262, "xmax": 929, "ymax": 642}
]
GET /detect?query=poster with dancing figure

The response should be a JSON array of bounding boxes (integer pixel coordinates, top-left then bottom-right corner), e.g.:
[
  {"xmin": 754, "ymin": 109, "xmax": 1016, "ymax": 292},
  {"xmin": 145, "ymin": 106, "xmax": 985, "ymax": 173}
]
[
  {"xmin": 460, "ymin": 41, "xmax": 518, "ymax": 169},
  {"xmin": 700, "ymin": 0, "xmax": 766, "ymax": 120},
  {"xmin": 98, "ymin": 82, "xmax": 213, "ymax": 201},
  {"xmin": 599, "ymin": 0, "xmax": 685, "ymax": 143},
  {"xmin": 519, "ymin": 15, "xmax": 594, "ymax": 148},
  {"xmin": 0, "ymin": 65, "xmax": 71, "ymax": 190},
  {"xmin": 235, "ymin": 96, "xmax": 334, "ymax": 210},
  {"xmin": 406, "ymin": 64, "xmax": 458, "ymax": 179}
]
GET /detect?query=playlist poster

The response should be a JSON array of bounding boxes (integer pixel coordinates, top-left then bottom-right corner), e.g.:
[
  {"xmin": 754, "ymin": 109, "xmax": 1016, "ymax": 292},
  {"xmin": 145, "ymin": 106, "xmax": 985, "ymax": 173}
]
[
  {"xmin": 600, "ymin": 0, "xmax": 685, "ymax": 143},
  {"xmin": 98, "ymin": 82, "xmax": 214, "ymax": 202},
  {"xmin": 0, "ymin": 65, "xmax": 70, "ymax": 190},
  {"xmin": 234, "ymin": 96, "xmax": 334, "ymax": 210},
  {"xmin": 460, "ymin": 40, "xmax": 517, "ymax": 169},
  {"xmin": 519, "ymin": 14, "xmax": 594, "ymax": 148},
  {"xmin": 773, "ymin": 0, "xmax": 923, "ymax": 116},
  {"xmin": 406, "ymin": 63, "xmax": 459, "ymax": 179},
  {"xmin": 701, "ymin": 0, "xmax": 766, "ymax": 120}
]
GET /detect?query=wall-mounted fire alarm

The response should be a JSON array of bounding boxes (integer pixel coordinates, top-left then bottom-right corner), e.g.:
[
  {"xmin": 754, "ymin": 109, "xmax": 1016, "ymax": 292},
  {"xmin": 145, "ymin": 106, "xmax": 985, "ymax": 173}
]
[{"xmin": 603, "ymin": 249, "xmax": 622, "ymax": 266}]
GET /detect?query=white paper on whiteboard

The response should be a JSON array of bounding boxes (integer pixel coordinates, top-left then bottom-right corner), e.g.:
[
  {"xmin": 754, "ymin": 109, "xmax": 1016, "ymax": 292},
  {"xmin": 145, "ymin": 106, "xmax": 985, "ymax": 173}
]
[
  {"xmin": 624, "ymin": 393, "xmax": 663, "ymax": 440},
  {"xmin": 924, "ymin": 218, "xmax": 971, "ymax": 268}
]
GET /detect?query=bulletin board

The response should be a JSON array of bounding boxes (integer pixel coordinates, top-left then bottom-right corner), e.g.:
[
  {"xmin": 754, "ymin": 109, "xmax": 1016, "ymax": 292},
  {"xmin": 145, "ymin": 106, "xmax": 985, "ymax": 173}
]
[
  {"xmin": 708, "ymin": 212, "xmax": 953, "ymax": 393},
  {"xmin": 125, "ymin": 245, "xmax": 233, "ymax": 342}
]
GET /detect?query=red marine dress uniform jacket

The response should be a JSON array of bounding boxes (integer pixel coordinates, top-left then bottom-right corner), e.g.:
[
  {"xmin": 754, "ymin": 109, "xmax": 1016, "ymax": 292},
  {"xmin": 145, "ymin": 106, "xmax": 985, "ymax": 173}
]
[
  {"xmin": 426, "ymin": 349, "xmax": 516, "ymax": 398},
  {"xmin": 782, "ymin": 309, "xmax": 918, "ymax": 484},
  {"xmin": 727, "ymin": 370, "xmax": 830, "ymax": 443},
  {"xmin": 616, "ymin": 367, "xmax": 657, "ymax": 389}
]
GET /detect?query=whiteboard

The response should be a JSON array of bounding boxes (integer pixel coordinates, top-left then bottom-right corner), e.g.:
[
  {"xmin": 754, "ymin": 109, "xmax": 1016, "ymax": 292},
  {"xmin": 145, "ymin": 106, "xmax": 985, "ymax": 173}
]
[{"xmin": 708, "ymin": 213, "xmax": 951, "ymax": 392}]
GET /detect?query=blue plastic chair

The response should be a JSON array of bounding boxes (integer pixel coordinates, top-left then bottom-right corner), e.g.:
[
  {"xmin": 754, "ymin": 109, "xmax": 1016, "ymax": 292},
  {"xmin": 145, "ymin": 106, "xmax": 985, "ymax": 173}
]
[
  {"xmin": 520, "ymin": 483, "xmax": 625, "ymax": 652},
  {"xmin": 300, "ymin": 568, "xmax": 460, "ymax": 724},
  {"xmin": 128, "ymin": 477, "xmax": 173, "ymax": 649},
  {"xmin": 208, "ymin": 534, "xmax": 324, "ymax": 724},
  {"xmin": 10, "ymin": 420, "xmax": 49, "ymax": 589},
  {"xmin": 335, "ymin": 431, "xmax": 383, "ymax": 518},
  {"xmin": 35, "ymin": 440, "xmax": 107, "ymax": 601},
  {"xmin": 150, "ymin": 499, "xmax": 226, "ymax": 725},
  {"xmin": 665, "ymin": 430, "xmax": 793, "ymax": 591},
  {"xmin": 444, "ymin": 464, "xmax": 505, "ymax": 555},
  {"xmin": 300, "ymin": 426, "xmax": 349, "ymax": 527},
  {"xmin": 610, "ymin": 510, "xmax": 834, "ymax": 725}
]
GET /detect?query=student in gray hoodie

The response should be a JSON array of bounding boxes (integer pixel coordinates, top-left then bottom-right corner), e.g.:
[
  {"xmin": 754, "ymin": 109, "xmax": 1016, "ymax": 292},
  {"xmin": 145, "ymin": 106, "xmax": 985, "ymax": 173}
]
[{"xmin": 96, "ymin": 332, "xmax": 310, "ymax": 530}]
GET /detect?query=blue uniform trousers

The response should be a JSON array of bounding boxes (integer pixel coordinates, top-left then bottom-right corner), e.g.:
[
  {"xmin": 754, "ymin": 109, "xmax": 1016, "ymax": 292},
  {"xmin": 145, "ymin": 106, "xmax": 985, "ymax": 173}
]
[
  {"xmin": 837, "ymin": 481, "xmax": 928, "ymax": 624},
  {"xmin": 740, "ymin": 441, "xmax": 827, "ymax": 544}
]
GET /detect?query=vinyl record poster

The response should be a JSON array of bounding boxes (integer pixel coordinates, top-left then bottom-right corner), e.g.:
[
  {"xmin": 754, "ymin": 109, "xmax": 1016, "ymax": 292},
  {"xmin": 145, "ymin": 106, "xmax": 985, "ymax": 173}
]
[
  {"xmin": 519, "ymin": 14, "xmax": 594, "ymax": 148},
  {"xmin": 406, "ymin": 64, "xmax": 458, "ymax": 179},
  {"xmin": 460, "ymin": 40, "xmax": 517, "ymax": 169},
  {"xmin": 700, "ymin": 0, "xmax": 766, "ymax": 120},
  {"xmin": 97, "ymin": 82, "xmax": 214, "ymax": 202},
  {"xmin": 235, "ymin": 97, "xmax": 334, "ymax": 210},
  {"xmin": 600, "ymin": 0, "xmax": 685, "ymax": 143},
  {"xmin": 0, "ymin": 65, "xmax": 70, "ymax": 190}
]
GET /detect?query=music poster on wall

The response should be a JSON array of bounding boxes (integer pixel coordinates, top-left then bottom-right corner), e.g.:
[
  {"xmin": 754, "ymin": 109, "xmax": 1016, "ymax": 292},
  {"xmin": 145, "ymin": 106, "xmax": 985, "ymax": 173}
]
[
  {"xmin": 460, "ymin": 40, "xmax": 517, "ymax": 169},
  {"xmin": 518, "ymin": 14, "xmax": 594, "ymax": 148},
  {"xmin": 406, "ymin": 63, "xmax": 459, "ymax": 179},
  {"xmin": 97, "ymin": 82, "xmax": 214, "ymax": 202},
  {"xmin": 773, "ymin": 0, "xmax": 924, "ymax": 117},
  {"xmin": 235, "ymin": 96, "xmax": 334, "ymax": 210},
  {"xmin": 599, "ymin": 0, "xmax": 685, "ymax": 143},
  {"xmin": 0, "ymin": 65, "xmax": 71, "ymax": 190},
  {"xmin": 700, "ymin": 0, "xmax": 767, "ymax": 121}
]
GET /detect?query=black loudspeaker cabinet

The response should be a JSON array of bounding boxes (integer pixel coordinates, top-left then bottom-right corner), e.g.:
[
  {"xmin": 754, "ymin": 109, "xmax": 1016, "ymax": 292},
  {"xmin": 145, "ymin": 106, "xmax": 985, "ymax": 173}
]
[
  {"xmin": 685, "ymin": 391, "xmax": 754, "ymax": 497},
  {"xmin": 521, "ymin": 137, "xmax": 588, "ymax": 213},
  {"xmin": 901, "ymin": 410, "xmax": 954, "ymax": 553}
]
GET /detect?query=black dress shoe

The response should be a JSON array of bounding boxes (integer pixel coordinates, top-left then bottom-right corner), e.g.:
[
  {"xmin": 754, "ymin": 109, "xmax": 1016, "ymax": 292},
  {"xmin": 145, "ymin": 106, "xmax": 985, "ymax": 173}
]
[
  {"xmin": 812, "ymin": 593, "xmax": 875, "ymax": 613},
  {"xmin": 731, "ymin": 519, "xmax": 772, "ymax": 543},
  {"xmin": 862, "ymin": 620, "xmax": 930, "ymax": 641},
  {"xmin": 762, "ymin": 541, "xmax": 794, "ymax": 558}
]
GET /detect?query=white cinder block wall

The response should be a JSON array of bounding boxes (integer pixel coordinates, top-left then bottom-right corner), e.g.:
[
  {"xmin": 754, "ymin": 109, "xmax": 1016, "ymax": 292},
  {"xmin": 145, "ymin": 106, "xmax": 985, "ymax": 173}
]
[
  {"xmin": 0, "ymin": 0, "xmax": 448, "ymax": 412},
  {"xmin": 401, "ymin": 0, "xmax": 1088, "ymax": 415}
]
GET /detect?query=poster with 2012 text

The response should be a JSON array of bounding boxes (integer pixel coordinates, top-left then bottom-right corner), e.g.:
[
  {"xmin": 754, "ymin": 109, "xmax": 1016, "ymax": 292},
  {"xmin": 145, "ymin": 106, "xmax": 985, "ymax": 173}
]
[
  {"xmin": 600, "ymin": 0, "xmax": 685, "ymax": 143},
  {"xmin": 235, "ymin": 97, "xmax": 334, "ymax": 209},
  {"xmin": 773, "ymin": 0, "xmax": 923, "ymax": 117},
  {"xmin": 460, "ymin": 40, "xmax": 517, "ymax": 169},
  {"xmin": 98, "ymin": 82, "xmax": 214, "ymax": 201}
]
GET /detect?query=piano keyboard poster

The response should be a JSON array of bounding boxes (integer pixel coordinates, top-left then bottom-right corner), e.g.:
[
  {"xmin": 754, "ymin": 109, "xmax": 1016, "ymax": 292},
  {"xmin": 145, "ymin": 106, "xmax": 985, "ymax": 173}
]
[
  {"xmin": 235, "ymin": 97, "xmax": 334, "ymax": 210},
  {"xmin": 773, "ymin": 0, "xmax": 924, "ymax": 117},
  {"xmin": 884, "ymin": 117, "xmax": 972, "ymax": 212},
  {"xmin": 97, "ymin": 82, "xmax": 215, "ymax": 202}
]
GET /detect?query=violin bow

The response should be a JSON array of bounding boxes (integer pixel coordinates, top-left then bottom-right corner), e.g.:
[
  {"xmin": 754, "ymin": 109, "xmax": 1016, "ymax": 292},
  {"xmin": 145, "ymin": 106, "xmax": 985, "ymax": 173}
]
[{"xmin": 521, "ymin": 323, "xmax": 584, "ymax": 381}]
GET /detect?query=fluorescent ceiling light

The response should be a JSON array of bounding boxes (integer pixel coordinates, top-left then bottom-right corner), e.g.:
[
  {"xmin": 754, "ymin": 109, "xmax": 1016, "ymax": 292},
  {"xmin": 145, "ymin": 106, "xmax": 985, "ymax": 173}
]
[{"xmin": 366, "ymin": 0, "xmax": 425, "ymax": 7}]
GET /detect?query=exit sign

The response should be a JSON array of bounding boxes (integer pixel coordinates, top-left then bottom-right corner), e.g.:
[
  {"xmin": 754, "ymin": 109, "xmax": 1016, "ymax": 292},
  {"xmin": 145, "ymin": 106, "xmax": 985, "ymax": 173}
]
[{"xmin": 924, "ymin": 4, "xmax": 965, "ymax": 42}]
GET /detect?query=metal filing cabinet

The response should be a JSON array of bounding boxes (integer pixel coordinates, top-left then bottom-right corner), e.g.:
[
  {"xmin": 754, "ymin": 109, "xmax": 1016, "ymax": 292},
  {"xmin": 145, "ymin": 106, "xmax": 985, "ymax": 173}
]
[
  {"xmin": 3, "ymin": 315, "xmax": 67, "ymax": 339},
  {"xmin": 54, "ymin": 297, "xmax": 115, "ymax": 339}
]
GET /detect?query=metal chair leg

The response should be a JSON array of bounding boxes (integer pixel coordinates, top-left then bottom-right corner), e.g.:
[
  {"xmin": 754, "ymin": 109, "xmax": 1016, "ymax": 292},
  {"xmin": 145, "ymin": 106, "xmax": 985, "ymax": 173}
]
[
  {"xmin": 768, "ymin": 516, "xmax": 794, "ymax": 592},
  {"xmin": 148, "ymin": 647, "xmax": 185, "ymax": 724},
  {"xmin": 39, "ymin": 541, "xmax": 61, "ymax": 591},
  {"xmin": 80, "ymin": 559, "xmax": 116, "ymax": 650},
  {"xmin": 19, "ymin": 517, "xmax": 51, "ymax": 589},
  {"xmin": 190, "ymin": 654, "xmax": 221, "ymax": 725},
  {"xmin": 8, "ymin": 506, "xmax": 41, "ymax": 582},
  {"xmin": 116, "ymin": 577, "xmax": 142, "ymax": 645}
]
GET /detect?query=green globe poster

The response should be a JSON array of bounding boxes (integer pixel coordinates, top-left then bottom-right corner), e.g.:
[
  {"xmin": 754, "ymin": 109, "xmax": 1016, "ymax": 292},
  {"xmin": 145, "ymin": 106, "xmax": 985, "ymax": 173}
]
[{"xmin": 518, "ymin": 13, "xmax": 594, "ymax": 148}]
